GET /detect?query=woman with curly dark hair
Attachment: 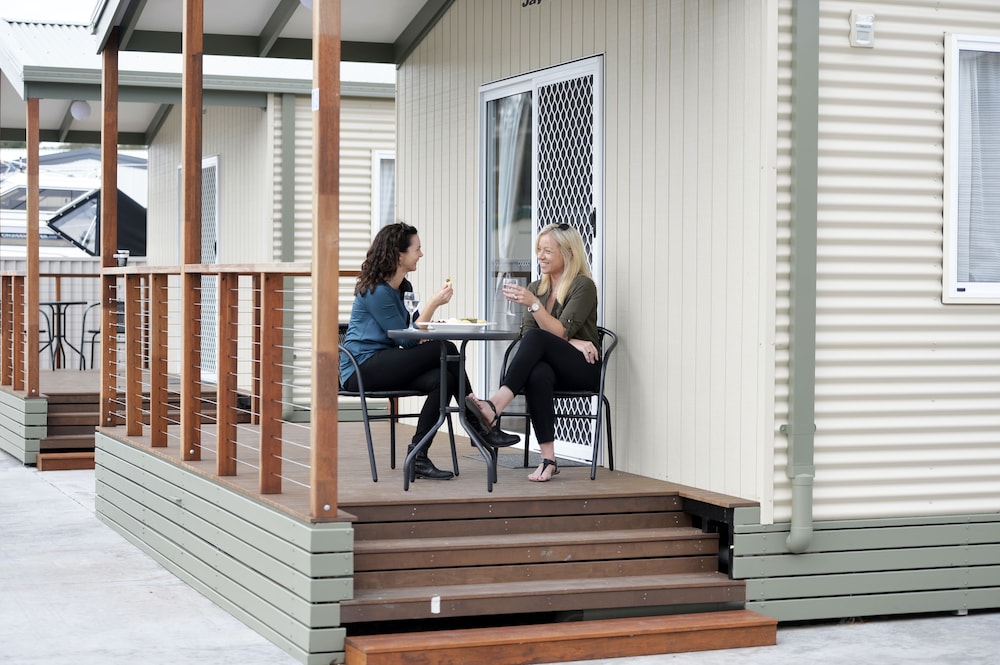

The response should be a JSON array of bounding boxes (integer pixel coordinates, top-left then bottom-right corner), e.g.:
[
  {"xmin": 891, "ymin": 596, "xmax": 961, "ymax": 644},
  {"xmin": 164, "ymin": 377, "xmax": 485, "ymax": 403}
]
[{"xmin": 339, "ymin": 222, "xmax": 515, "ymax": 480}]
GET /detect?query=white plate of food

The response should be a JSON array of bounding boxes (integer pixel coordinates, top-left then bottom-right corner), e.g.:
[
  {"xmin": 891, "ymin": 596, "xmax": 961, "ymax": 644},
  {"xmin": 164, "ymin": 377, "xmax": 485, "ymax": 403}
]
[{"xmin": 417, "ymin": 318, "xmax": 494, "ymax": 333}]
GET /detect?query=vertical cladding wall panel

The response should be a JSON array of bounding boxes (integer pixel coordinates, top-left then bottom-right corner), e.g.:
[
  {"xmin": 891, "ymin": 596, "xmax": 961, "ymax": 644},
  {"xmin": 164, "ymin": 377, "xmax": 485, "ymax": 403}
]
[
  {"xmin": 398, "ymin": 0, "xmax": 778, "ymax": 509},
  {"xmin": 278, "ymin": 94, "xmax": 396, "ymax": 318},
  {"xmin": 774, "ymin": 0, "xmax": 1000, "ymax": 523},
  {"xmin": 268, "ymin": 94, "xmax": 395, "ymax": 409},
  {"xmin": 148, "ymin": 106, "xmax": 269, "ymax": 264}
]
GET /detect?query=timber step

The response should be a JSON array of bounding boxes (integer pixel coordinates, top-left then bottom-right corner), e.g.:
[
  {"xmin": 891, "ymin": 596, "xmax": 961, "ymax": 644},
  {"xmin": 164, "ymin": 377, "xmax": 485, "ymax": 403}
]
[
  {"xmin": 342, "ymin": 493, "xmax": 746, "ymax": 626},
  {"xmin": 39, "ymin": 434, "xmax": 99, "ymax": 451},
  {"xmin": 344, "ymin": 610, "xmax": 777, "ymax": 665},
  {"xmin": 36, "ymin": 451, "xmax": 95, "ymax": 471},
  {"xmin": 345, "ymin": 571, "xmax": 742, "ymax": 623}
]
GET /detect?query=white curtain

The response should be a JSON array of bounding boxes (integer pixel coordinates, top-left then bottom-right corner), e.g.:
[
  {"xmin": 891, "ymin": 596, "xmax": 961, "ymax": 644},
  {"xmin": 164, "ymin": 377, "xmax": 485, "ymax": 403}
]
[
  {"xmin": 378, "ymin": 158, "xmax": 395, "ymax": 227},
  {"xmin": 958, "ymin": 50, "xmax": 1000, "ymax": 282}
]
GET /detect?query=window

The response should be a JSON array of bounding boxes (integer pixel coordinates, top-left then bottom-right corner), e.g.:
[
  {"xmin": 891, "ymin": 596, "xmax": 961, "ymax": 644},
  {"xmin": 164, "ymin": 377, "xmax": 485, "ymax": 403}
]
[
  {"xmin": 944, "ymin": 35, "xmax": 1000, "ymax": 302},
  {"xmin": 371, "ymin": 150, "xmax": 396, "ymax": 233}
]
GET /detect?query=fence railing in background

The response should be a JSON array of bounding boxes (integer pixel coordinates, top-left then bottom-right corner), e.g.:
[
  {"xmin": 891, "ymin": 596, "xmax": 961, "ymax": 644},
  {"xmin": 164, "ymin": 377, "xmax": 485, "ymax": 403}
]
[
  {"xmin": 104, "ymin": 263, "xmax": 338, "ymax": 518},
  {"xmin": 2, "ymin": 264, "xmax": 361, "ymax": 519},
  {"xmin": 0, "ymin": 271, "xmax": 103, "ymax": 393}
]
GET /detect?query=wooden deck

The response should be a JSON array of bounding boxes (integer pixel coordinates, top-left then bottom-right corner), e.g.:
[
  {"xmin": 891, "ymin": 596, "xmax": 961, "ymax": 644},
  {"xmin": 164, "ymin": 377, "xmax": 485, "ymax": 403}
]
[
  {"xmin": 35, "ymin": 369, "xmax": 756, "ymax": 521},
  {"xmin": 32, "ymin": 370, "xmax": 773, "ymax": 663},
  {"xmin": 98, "ymin": 415, "xmax": 755, "ymax": 524}
]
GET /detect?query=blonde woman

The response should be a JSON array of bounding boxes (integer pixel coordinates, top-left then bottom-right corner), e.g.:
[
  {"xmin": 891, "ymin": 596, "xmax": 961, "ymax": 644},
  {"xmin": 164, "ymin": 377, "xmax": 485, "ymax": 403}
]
[{"xmin": 467, "ymin": 223, "xmax": 601, "ymax": 482}]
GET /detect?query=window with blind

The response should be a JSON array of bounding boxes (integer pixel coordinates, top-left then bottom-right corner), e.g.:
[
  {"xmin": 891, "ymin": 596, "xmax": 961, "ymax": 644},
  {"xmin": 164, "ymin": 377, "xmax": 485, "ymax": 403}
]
[{"xmin": 944, "ymin": 35, "xmax": 1000, "ymax": 302}]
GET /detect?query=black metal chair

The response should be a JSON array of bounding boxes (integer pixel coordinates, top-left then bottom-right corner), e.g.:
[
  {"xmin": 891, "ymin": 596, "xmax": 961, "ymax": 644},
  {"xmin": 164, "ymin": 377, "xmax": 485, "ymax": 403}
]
[
  {"xmin": 338, "ymin": 323, "xmax": 458, "ymax": 482},
  {"xmin": 498, "ymin": 326, "xmax": 617, "ymax": 480},
  {"xmin": 81, "ymin": 299, "xmax": 125, "ymax": 370},
  {"xmin": 38, "ymin": 309, "xmax": 55, "ymax": 368}
]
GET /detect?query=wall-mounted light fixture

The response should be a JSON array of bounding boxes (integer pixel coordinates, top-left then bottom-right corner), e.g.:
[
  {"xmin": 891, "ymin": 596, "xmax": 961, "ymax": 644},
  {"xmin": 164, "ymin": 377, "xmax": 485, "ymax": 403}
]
[{"xmin": 70, "ymin": 100, "xmax": 92, "ymax": 120}]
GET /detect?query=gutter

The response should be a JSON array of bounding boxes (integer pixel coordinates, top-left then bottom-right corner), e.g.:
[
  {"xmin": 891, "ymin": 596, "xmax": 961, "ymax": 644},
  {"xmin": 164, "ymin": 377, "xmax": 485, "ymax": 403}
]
[{"xmin": 783, "ymin": 0, "xmax": 820, "ymax": 554}]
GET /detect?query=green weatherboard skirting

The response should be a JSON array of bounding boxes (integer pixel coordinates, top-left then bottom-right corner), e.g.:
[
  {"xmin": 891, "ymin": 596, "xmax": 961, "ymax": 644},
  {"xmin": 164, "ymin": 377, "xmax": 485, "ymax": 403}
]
[
  {"xmin": 0, "ymin": 390, "xmax": 47, "ymax": 465},
  {"xmin": 94, "ymin": 434, "xmax": 354, "ymax": 665},
  {"xmin": 732, "ymin": 510, "xmax": 1000, "ymax": 622}
]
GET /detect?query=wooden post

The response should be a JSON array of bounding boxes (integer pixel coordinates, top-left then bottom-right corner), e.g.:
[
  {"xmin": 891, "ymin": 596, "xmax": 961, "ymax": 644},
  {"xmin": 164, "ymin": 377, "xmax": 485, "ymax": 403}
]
[
  {"xmin": 100, "ymin": 28, "xmax": 120, "ymax": 425},
  {"xmin": 124, "ymin": 275, "xmax": 143, "ymax": 436},
  {"xmin": 259, "ymin": 272, "xmax": 283, "ymax": 494},
  {"xmin": 1, "ymin": 276, "xmax": 11, "ymax": 385},
  {"xmin": 181, "ymin": 0, "xmax": 205, "ymax": 461},
  {"xmin": 309, "ymin": 0, "xmax": 342, "ymax": 519},
  {"xmin": 216, "ymin": 271, "xmax": 238, "ymax": 475},
  {"xmin": 25, "ymin": 98, "xmax": 39, "ymax": 396},
  {"xmin": 148, "ymin": 273, "xmax": 169, "ymax": 446}
]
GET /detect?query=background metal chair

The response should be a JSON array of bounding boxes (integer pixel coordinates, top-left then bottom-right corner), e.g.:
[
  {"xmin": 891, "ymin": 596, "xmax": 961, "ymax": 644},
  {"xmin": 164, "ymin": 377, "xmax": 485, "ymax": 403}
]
[
  {"xmin": 499, "ymin": 326, "xmax": 617, "ymax": 480},
  {"xmin": 38, "ymin": 309, "xmax": 55, "ymax": 368},
  {"xmin": 81, "ymin": 299, "xmax": 125, "ymax": 370},
  {"xmin": 338, "ymin": 323, "xmax": 458, "ymax": 482}
]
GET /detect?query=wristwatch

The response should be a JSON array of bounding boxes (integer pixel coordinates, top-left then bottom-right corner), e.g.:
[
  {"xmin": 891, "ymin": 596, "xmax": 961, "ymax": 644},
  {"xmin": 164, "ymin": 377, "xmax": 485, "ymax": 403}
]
[{"xmin": 528, "ymin": 299, "xmax": 541, "ymax": 313}]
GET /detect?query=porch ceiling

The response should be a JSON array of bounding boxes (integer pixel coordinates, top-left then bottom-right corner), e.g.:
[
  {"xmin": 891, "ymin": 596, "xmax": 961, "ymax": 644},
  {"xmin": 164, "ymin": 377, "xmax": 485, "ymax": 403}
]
[
  {"xmin": 92, "ymin": 0, "xmax": 451, "ymax": 64},
  {"xmin": 2, "ymin": 0, "xmax": 426, "ymax": 146}
]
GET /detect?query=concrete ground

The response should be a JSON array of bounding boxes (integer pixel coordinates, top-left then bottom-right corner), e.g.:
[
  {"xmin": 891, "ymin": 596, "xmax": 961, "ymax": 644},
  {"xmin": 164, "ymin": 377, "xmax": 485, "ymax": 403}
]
[{"xmin": 2, "ymin": 452, "xmax": 997, "ymax": 665}]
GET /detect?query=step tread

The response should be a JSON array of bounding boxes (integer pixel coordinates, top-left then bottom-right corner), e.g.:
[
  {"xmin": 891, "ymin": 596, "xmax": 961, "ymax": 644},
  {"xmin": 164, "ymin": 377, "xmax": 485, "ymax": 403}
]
[
  {"xmin": 345, "ymin": 610, "xmax": 776, "ymax": 665},
  {"xmin": 348, "ymin": 571, "xmax": 738, "ymax": 604},
  {"xmin": 355, "ymin": 526, "xmax": 713, "ymax": 553},
  {"xmin": 342, "ymin": 572, "xmax": 744, "ymax": 622},
  {"xmin": 36, "ymin": 451, "xmax": 95, "ymax": 471}
]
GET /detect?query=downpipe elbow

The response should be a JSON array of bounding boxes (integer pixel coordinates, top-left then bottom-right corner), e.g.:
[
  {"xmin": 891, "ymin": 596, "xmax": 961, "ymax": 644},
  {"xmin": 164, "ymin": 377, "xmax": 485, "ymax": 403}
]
[{"xmin": 786, "ymin": 473, "xmax": 814, "ymax": 553}]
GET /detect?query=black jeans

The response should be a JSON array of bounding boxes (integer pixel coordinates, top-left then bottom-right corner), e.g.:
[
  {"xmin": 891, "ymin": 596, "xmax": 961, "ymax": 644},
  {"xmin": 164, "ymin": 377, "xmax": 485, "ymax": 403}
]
[
  {"xmin": 343, "ymin": 340, "xmax": 468, "ymax": 451},
  {"xmin": 501, "ymin": 328, "xmax": 601, "ymax": 443}
]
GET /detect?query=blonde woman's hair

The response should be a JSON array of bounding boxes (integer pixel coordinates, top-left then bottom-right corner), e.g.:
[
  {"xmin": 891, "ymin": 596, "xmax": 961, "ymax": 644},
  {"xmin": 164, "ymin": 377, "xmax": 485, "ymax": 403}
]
[{"xmin": 536, "ymin": 222, "xmax": 592, "ymax": 304}]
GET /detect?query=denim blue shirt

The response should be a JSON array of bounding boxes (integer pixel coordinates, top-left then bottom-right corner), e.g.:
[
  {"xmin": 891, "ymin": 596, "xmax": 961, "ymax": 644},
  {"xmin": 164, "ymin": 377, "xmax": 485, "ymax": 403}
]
[{"xmin": 339, "ymin": 281, "xmax": 419, "ymax": 384}]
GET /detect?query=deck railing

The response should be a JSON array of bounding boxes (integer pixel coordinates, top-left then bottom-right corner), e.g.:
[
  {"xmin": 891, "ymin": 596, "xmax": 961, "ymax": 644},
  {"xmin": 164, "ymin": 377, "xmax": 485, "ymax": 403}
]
[
  {"xmin": 0, "ymin": 271, "xmax": 103, "ymax": 392},
  {"xmin": 2, "ymin": 263, "xmax": 359, "ymax": 520}
]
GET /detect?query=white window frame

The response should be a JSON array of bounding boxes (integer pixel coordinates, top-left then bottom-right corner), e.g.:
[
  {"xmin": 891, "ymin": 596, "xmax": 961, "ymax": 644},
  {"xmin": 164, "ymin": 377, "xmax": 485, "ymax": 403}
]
[
  {"xmin": 371, "ymin": 149, "xmax": 396, "ymax": 236},
  {"xmin": 943, "ymin": 34, "xmax": 1000, "ymax": 303}
]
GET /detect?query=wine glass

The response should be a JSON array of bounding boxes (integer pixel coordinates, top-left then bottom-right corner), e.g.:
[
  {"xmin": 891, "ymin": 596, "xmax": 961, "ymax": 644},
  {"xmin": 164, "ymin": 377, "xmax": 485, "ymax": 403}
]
[
  {"xmin": 403, "ymin": 291, "xmax": 420, "ymax": 328},
  {"xmin": 502, "ymin": 277, "xmax": 518, "ymax": 317}
]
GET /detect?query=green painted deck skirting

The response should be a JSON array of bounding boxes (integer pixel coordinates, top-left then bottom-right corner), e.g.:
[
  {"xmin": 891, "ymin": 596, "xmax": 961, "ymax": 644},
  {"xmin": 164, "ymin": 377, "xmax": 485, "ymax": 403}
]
[
  {"xmin": 94, "ymin": 435, "xmax": 353, "ymax": 665},
  {"xmin": 735, "ymin": 517, "xmax": 1000, "ymax": 622}
]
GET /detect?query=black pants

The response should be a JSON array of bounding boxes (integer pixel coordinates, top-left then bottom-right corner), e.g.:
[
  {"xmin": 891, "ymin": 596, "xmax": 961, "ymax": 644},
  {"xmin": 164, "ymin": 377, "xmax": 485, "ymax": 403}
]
[
  {"xmin": 501, "ymin": 328, "xmax": 601, "ymax": 443},
  {"xmin": 343, "ymin": 340, "xmax": 468, "ymax": 451}
]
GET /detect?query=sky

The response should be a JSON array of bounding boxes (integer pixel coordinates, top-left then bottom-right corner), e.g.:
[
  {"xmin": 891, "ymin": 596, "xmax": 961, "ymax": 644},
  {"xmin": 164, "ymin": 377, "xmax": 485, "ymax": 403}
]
[{"xmin": 0, "ymin": 0, "xmax": 95, "ymax": 24}]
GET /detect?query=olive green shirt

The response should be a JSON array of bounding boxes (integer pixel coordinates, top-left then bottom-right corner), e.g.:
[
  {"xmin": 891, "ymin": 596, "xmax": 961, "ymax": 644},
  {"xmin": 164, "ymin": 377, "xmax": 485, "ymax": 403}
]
[{"xmin": 522, "ymin": 274, "xmax": 600, "ymax": 354}]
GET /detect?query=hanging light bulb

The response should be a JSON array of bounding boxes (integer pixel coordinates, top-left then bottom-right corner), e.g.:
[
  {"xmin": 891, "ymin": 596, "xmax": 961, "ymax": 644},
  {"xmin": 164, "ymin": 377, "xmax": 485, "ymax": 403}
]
[{"xmin": 70, "ymin": 100, "xmax": 92, "ymax": 120}]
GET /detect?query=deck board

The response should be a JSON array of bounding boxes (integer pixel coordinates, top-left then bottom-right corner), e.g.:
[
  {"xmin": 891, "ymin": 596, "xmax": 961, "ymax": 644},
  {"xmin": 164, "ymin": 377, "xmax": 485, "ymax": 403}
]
[{"xmin": 31, "ymin": 369, "xmax": 755, "ymax": 519}]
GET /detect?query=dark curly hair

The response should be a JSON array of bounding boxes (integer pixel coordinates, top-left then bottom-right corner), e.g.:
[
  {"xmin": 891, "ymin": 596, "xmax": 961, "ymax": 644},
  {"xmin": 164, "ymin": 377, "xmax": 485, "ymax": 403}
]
[{"xmin": 356, "ymin": 222, "xmax": 418, "ymax": 296}]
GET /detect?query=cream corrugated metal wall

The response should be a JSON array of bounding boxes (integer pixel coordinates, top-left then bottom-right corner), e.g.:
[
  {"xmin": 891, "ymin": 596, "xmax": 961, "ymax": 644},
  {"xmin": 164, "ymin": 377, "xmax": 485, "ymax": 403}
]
[
  {"xmin": 272, "ymin": 93, "xmax": 396, "ymax": 317},
  {"xmin": 147, "ymin": 105, "xmax": 271, "ymax": 265},
  {"xmin": 398, "ymin": 0, "xmax": 779, "ymax": 508},
  {"xmin": 270, "ymin": 93, "xmax": 396, "ymax": 408},
  {"xmin": 773, "ymin": 0, "xmax": 1000, "ymax": 522},
  {"xmin": 147, "ymin": 95, "xmax": 394, "ymax": 400}
]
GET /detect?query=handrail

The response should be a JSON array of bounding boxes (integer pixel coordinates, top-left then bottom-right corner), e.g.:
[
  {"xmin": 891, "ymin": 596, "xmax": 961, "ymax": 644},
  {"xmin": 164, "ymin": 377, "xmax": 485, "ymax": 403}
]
[{"xmin": 3, "ymin": 264, "xmax": 359, "ymax": 519}]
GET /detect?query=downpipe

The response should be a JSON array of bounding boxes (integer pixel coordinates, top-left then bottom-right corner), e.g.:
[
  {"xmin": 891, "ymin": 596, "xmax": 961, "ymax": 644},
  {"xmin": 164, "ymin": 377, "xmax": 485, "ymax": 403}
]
[
  {"xmin": 787, "ymin": 473, "xmax": 814, "ymax": 553},
  {"xmin": 785, "ymin": 0, "xmax": 820, "ymax": 555}
]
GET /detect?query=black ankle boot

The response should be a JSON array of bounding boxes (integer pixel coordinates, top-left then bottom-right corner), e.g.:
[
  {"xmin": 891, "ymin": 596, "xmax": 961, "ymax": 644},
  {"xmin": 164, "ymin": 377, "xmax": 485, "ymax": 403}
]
[
  {"xmin": 463, "ymin": 409, "xmax": 519, "ymax": 447},
  {"xmin": 407, "ymin": 445, "xmax": 454, "ymax": 480},
  {"xmin": 483, "ymin": 426, "xmax": 519, "ymax": 448}
]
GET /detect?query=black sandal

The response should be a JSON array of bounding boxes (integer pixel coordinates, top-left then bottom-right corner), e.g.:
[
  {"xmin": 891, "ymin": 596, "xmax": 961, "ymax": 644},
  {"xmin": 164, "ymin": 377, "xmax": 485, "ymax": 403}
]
[
  {"xmin": 465, "ymin": 395, "xmax": 500, "ymax": 431},
  {"xmin": 530, "ymin": 458, "xmax": 559, "ymax": 482}
]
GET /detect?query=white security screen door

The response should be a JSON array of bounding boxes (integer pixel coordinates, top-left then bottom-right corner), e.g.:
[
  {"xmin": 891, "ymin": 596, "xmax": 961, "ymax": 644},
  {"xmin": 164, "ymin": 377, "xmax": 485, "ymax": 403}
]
[{"xmin": 480, "ymin": 56, "xmax": 605, "ymax": 463}]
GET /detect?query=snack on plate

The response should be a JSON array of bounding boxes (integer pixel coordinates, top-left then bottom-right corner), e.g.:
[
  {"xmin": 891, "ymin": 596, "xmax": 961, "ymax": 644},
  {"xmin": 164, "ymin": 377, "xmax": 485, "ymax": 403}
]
[{"xmin": 435, "ymin": 317, "xmax": 487, "ymax": 324}]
